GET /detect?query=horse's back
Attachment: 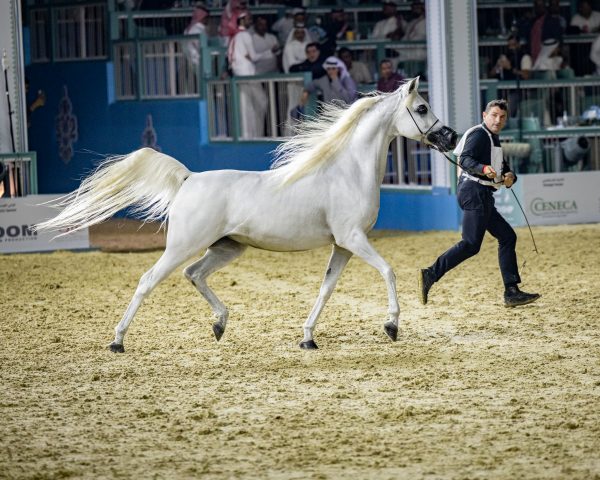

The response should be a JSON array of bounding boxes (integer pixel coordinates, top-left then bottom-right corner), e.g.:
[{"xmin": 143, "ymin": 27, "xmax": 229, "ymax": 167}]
[{"xmin": 169, "ymin": 169, "xmax": 335, "ymax": 251}]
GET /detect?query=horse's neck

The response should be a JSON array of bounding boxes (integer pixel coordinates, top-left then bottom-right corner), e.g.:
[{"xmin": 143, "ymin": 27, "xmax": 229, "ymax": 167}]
[{"xmin": 343, "ymin": 103, "xmax": 396, "ymax": 188}]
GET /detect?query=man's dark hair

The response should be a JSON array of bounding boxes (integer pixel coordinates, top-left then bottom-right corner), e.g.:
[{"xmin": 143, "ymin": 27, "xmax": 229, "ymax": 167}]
[
  {"xmin": 380, "ymin": 58, "xmax": 393, "ymax": 66},
  {"xmin": 305, "ymin": 42, "xmax": 320, "ymax": 52},
  {"xmin": 338, "ymin": 47, "xmax": 351, "ymax": 57},
  {"xmin": 485, "ymin": 99, "xmax": 509, "ymax": 113}
]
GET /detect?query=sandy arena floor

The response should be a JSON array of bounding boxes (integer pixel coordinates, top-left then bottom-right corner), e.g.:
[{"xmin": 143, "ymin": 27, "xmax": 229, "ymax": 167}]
[{"xmin": 1, "ymin": 221, "xmax": 599, "ymax": 479}]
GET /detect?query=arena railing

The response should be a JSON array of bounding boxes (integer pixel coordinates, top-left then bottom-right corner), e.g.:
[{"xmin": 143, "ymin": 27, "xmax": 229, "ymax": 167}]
[
  {"xmin": 29, "ymin": 2, "xmax": 108, "ymax": 63},
  {"xmin": 481, "ymin": 77, "xmax": 600, "ymax": 127},
  {"xmin": 112, "ymin": 35, "xmax": 224, "ymax": 100},
  {"xmin": 206, "ymin": 73, "xmax": 312, "ymax": 141},
  {"xmin": 0, "ymin": 153, "xmax": 38, "ymax": 197}
]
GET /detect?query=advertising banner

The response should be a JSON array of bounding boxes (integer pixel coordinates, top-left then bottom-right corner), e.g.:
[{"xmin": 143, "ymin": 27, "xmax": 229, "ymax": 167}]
[
  {"xmin": 522, "ymin": 171, "xmax": 600, "ymax": 226},
  {"xmin": 0, "ymin": 195, "xmax": 89, "ymax": 253},
  {"xmin": 495, "ymin": 171, "xmax": 600, "ymax": 227}
]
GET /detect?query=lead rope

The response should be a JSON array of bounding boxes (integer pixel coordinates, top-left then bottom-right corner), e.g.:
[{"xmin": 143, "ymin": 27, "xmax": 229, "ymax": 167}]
[{"xmin": 408, "ymin": 108, "xmax": 540, "ymax": 257}]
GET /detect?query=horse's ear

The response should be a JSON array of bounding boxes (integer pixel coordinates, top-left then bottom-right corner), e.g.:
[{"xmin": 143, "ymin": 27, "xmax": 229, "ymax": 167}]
[{"xmin": 408, "ymin": 76, "xmax": 420, "ymax": 94}]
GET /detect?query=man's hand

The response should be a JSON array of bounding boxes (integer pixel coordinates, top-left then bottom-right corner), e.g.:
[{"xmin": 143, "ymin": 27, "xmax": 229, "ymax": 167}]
[
  {"xmin": 503, "ymin": 172, "xmax": 516, "ymax": 188},
  {"xmin": 483, "ymin": 165, "xmax": 496, "ymax": 179}
]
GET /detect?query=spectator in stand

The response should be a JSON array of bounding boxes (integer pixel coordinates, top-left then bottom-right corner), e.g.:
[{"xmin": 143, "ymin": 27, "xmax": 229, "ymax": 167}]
[
  {"xmin": 532, "ymin": 37, "xmax": 564, "ymax": 72},
  {"xmin": 282, "ymin": 22, "xmax": 311, "ymax": 73},
  {"xmin": 321, "ymin": 8, "xmax": 350, "ymax": 57},
  {"xmin": 377, "ymin": 59, "xmax": 404, "ymax": 93},
  {"xmin": 183, "ymin": 4, "xmax": 210, "ymax": 68},
  {"xmin": 338, "ymin": 47, "xmax": 373, "ymax": 85},
  {"xmin": 529, "ymin": 0, "xmax": 564, "ymax": 63},
  {"xmin": 548, "ymin": 0, "xmax": 567, "ymax": 31},
  {"xmin": 252, "ymin": 16, "xmax": 280, "ymax": 74},
  {"xmin": 272, "ymin": 8, "xmax": 306, "ymax": 45},
  {"xmin": 491, "ymin": 35, "xmax": 532, "ymax": 117},
  {"xmin": 570, "ymin": 0, "xmax": 600, "ymax": 33},
  {"xmin": 219, "ymin": 0, "xmax": 248, "ymax": 47},
  {"xmin": 228, "ymin": 12, "xmax": 277, "ymax": 138},
  {"xmin": 289, "ymin": 42, "xmax": 326, "ymax": 79},
  {"xmin": 491, "ymin": 35, "xmax": 532, "ymax": 80},
  {"xmin": 371, "ymin": 0, "xmax": 406, "ymax": 40},
  {"xmin": 298, "ymin": 56, "xmax": 357, "ymax": 107},
  {"xmin": 591, "ymin": 34, "xmax": 600, "ymax": 74},
  {"xmin": 532, "ymin": 38, "xmax": 566, "ymax": 124},
  {"xmin": 399, "ymin": 1, "xmax": 427, "ymax": 61}
]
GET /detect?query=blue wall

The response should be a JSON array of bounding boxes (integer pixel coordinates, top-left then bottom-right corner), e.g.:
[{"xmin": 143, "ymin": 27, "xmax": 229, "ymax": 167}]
[{"xmin": 26, "ymin": 60, "xmax": 460, "ymax": 231}]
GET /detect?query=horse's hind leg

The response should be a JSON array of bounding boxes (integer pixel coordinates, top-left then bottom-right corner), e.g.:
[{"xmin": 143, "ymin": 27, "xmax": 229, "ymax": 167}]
[
  {"xmin": 109, "ymin": 247, "xmax": 193, "ymax": 353},
  {"xmin": 183, "ymin": 237, "xmax": 247, "ymax": 341},
  {"xmin": 300, "ymin": 245, "xmax": 353, "ymax": 350}
]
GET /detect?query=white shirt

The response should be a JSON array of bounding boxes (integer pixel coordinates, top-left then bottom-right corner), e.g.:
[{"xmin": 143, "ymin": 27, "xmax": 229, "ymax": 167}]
[
  {"xmin": 272, "ymin": 17, "xmax": 294, "ymax": 45},
  {"xmin": 403, "ymin": 16, "xmax": 426, "ymax": 41},
  {"xmin": 570, "ymin": 11, "xmax": 600, "ymax": 33},
  {"xmin": 348, "ymin": 61, "xmax": 373, "ymax": 84},
  {"xmin": 282, "ymin": 29, "xmax": 310, "ymax": 73},
  {"xmin": 590, "ymin": 35, "xmax": 600, "ymax": 75},
  {"xmin": 183, "ymin": 22, "xmax": 206, "ymax": 67},
  {"xmin": 252, "ymin": 31, "xmax": 279, "ymax": 74},
  {"xmin": 372, "ymin": 16, "xmax": 405, "ymax": 39},
  {"xmin": 229, "ymin": 28, "xmax": 273, "ymax": 76}
]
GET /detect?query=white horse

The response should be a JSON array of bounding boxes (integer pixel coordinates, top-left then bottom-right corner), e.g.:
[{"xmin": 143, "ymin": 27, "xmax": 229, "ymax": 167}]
[{"xmin": 36, "ymin": 78, "xmax": 456, "ymax": 351}]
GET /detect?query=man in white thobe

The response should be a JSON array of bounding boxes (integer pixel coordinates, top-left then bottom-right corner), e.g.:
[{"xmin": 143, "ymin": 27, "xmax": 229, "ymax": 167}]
[
  {"xmin": 252, "ymin": 15, "xmax": 280, "ymax": 74},
  {"xmin": 228, "ymin": 12, "xmax": 276, "ymax": 139},
  {"xmin": 371, "ymin": 0, "xmax": 406, "ymax": 39}
]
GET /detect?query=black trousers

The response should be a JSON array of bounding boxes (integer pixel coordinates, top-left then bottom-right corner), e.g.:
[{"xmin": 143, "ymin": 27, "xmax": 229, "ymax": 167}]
[{"xmin": 431, "ymin": 179, "xmax": 521, "ymax": 287}]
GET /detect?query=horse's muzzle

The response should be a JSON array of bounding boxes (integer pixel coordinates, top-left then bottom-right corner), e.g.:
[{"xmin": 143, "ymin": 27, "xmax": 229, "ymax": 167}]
[{"xmin": 427, "ymin": 126, "xmax": 457, "ymax": 153}]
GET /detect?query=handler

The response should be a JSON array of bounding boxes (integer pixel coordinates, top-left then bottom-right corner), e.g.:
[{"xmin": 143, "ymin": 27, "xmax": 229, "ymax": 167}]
[{"xmin": 419, "ymin": 99, "xmax": 540, "ymax": 307}]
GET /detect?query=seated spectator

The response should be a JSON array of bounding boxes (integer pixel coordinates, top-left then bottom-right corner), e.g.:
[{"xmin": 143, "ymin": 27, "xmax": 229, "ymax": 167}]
[
  {"xmin": 529, "ymin": 0, "xmax": 564, "ymax": 63},
  {"xmin": 377, "ymin": 59, "xmax": 404, "ymax": 93},
  {"xmin": 289, "ymin": 42, "xmax": 326, "ymax": 80},
  {"xmin": 590, "ymin": 34, "xmax": 600, "ymax": 75},
  {"xmin": 252, "ymin": 16, "xmax": 280, "ymax": 74},
  {"xmin": 321, "ymin": 8, "xmax": 349, "ymax": 57},
  {"xmin": 272, "ymin": 8, "xmax": 306, "ymax": 45},
  {"xmin": 532, "ymin": 38, "xmax": 564, "ymax": 73},
  {"xmin": 490, "ymin": 35, "xmax": 532, "ymax": 80},
  {"xmin": 371, "ymin": 0, "xmax": 406, "ymax": 40},
  {"xmin": 282, "ymin": 22, "xmax": 311, "ymax": 73},
  {"xmin": 219, "ymin": 0, "xmax": 248, "ymax": 47},
  {"xmin": 399, "ymin": 1, "xmax": 427, "ymax": 61},
  {"xmin": 570, "ymin": 0, "xmax": 600, "ymax": 33},
  {"xmin": 299, "ymin": 56, "xmax": 357, "ymax": 107},
  {"xmin": 338, "ymin": 47, "xmax": 373, "ymax": 85},
  {"xmin": 183, "ymin": 5, "xmax": 210, "ymax": 68}
]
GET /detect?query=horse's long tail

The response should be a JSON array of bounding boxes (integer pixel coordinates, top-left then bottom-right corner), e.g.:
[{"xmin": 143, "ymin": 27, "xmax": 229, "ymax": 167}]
[{"xmin": 35, "ymin": 147, "xmax": 191, "ymax": 235}]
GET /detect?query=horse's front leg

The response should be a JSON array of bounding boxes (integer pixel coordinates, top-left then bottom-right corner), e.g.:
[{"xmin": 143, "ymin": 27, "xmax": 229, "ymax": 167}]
[
  {"xmin": 337, "ymin": 230, "xmax": 400, "ymax": 342},
  {"xmin": 300, "ymin": 245, "xmax": 352, "ymax": 350}
]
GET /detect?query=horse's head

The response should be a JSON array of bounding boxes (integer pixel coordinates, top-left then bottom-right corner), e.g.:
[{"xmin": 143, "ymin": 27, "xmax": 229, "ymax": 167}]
[{"xmin": 395, "ymin": 77, "xmax": 457, "ymax": 153}]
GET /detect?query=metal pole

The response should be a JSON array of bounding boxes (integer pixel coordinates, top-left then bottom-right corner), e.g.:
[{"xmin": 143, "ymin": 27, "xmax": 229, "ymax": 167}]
[{"xmin": 2, "ymin": 50, "xmax": 16, "ymax": 153}]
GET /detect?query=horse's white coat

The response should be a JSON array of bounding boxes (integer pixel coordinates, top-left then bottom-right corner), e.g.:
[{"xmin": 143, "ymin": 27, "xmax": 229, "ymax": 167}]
[{"xmin": 37, "ymin": 78, "xmax": 451, "ymax": 349}]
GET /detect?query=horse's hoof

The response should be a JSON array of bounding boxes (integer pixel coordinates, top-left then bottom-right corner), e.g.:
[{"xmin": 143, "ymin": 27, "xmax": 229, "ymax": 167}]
[
  {"xmin": 384, "ymin": 322, "xmax": 398, "ymax": 342},
  {"xmin": 212, "ymin": 323, "xmax": 225, "ymax": 341},
  {"xmin": 299, "ymin": 340, "xmax": 318, "ymax": 350},
  {"xmin": 109, "ymin": 342, "xmax": 125, "ymax": 353}
]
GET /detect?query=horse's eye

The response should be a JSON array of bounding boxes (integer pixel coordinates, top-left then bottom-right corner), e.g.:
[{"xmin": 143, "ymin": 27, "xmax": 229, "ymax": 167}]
[{"xmin": 416, "ymin": 104, "xmax": 428, "ymax": 115}]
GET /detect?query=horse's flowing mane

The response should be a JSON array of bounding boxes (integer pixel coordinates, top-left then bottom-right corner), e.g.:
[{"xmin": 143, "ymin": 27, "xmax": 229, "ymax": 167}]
[{"xmin": 271, "ymin": 81, "xmax": 412, "ymax": 185}]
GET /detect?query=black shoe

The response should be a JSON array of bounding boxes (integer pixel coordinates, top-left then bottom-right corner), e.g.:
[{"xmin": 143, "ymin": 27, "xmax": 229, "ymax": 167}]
[
  {"xmin": 504, "ymin": 286, "xmax": 540, "ymax": 307},
  {"xmin": 418, "ymin": 268, "xmax": 436, "ymax": 305}
]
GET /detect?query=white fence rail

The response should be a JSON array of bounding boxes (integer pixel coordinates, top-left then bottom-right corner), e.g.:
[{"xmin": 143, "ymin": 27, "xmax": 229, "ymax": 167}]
[
  {"xmin": 29, "ymin": 3, "xmax": 108, "ymax": 62},
  {"xmin": 113, "ymin": 37, "xmax": 201, "ymax": 100}
]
